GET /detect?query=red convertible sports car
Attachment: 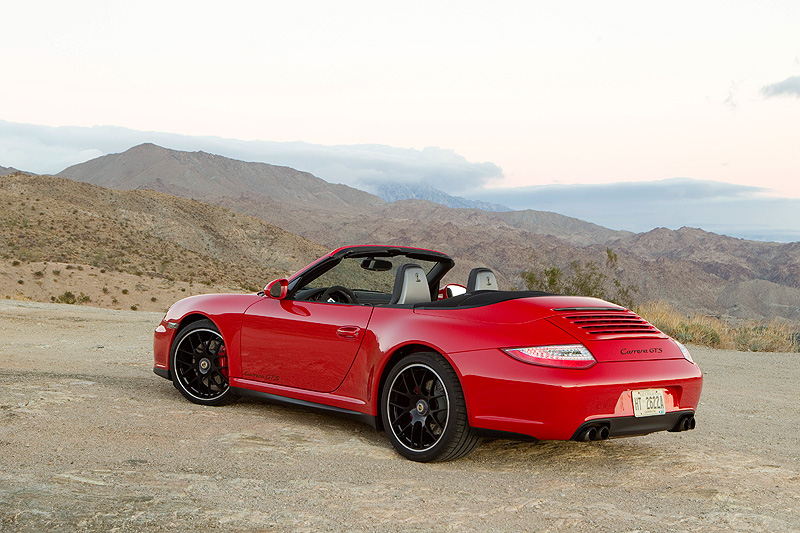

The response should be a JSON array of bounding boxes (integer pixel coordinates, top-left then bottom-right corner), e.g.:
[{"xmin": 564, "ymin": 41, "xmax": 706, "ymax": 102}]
[{"xmin": 154, "ymin": 245, "xmax": 702, "ymax": 462}]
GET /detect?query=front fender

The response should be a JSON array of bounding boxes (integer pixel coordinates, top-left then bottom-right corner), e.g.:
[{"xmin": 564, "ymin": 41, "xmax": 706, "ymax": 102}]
[{"xmin": 153, "ymin": 293, "xmax": 263, "ymax": 376}]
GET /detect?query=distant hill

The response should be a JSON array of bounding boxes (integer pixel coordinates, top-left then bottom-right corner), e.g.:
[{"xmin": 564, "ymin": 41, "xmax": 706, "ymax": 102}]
[
  {"xmin": 58, "ymin": 143, "xmax": 383, "ymax": 212},
  {"xmin": 374, "ymin": 181, "xmax": 510, "ymax": 212},
  {"xmin": 611, "ymin": 227, "xmax": 800, "ymax": 289},
  {"xmin": 1, "ymin": 172, "xmax": 327, "ymax": 310},
  {"xmin": 1, "ymin": 165, "xmax": 22, "ymax": 176},
  {"xmin": 53, "ymin": 144, "xmax": 800, "ymax": 321}
]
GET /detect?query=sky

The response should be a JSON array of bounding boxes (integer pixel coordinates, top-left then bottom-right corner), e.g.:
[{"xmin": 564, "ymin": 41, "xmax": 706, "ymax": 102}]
[{"xmin": 2, "ymin": 1, "xmax": 799, "ymax": 240}]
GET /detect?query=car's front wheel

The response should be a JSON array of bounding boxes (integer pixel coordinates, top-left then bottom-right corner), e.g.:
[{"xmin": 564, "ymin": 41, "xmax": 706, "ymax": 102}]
[
  {"xmin": 171, "ymin": 319, "xmax": 236, "ymax": 406},
  {"xmin": 381, "ymin": 352, "xmax": 479, "ymax": 462}
]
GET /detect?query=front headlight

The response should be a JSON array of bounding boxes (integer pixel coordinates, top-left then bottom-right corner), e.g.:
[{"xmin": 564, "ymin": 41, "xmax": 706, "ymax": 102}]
[
  {"xmin": 502, "ymin": 344, "xmax": 597, "ymax": 369},
  {"xmin": 674, "ymin": 340, "xmax": 694, "ymax": 363}
]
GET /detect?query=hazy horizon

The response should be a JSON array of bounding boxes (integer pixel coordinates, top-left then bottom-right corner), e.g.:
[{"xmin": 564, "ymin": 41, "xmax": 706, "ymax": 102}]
[{"xmin": 2, "ymin": 120, "xmax": 798, "ymax": 243}]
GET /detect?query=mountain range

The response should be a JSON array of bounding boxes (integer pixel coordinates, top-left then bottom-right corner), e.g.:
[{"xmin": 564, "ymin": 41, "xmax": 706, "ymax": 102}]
[
  {"xmin": 372, "ymin": 181, "xmax": 510, "ymax": 212},
  {"xmin": 4, "ymin": 143, "xmax": 797, "ymax": 321},
  {"xmin": 1, "ymin": 165, "xmax": 21, "ymax": 176}
]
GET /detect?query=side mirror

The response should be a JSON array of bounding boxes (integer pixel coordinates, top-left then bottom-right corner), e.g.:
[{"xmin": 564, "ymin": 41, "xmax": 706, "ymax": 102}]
[
  {"xmin": 447, "ymin": 284, "xmax": 467, "ymax": 298},
  {"xmin": 265, "ymin": 279, "xmax": 289, "ymax": 299},
  {"xmin": 438, "ymin": 283, "xmax": 467, "ymax": 299}
]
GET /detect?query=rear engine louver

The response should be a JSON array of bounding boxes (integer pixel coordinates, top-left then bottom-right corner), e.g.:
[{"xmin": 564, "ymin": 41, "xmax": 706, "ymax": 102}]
[{"xmin": 552, "ymin": 308, "xmax": 668, "ymax": 341}]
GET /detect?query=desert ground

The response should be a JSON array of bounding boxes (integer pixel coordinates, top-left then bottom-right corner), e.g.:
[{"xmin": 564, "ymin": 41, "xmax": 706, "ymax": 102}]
[{"xmin": 1, "ymin": 299, "xmax": 798, "ymax": 531}]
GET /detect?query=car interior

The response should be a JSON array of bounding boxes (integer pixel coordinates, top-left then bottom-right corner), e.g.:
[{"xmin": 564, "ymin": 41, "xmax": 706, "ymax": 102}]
[{"xmin": 293, "ymin": 253, "xmax": 503, "ymax": 308}]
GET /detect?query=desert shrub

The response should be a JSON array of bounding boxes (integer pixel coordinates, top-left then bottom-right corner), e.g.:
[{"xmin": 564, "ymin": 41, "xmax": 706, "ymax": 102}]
[
  {"xmin": 637, "ymin": 301, "xmax": 798, "ymax": 353},
  {"xmin": 12, "ymin": 260, "xmax": 20, "ymax": 266},
  {"xmin": 732, "ymin": 323, "xmax": 799, "ymax": 353},
  {"xmin": 522, "ymin": 248, "xmax": 638, "ymax": 309},
  {"xmin": 33, "ymin": 271, "xmax": 44, "ymax": 278},
  {"xmin": 52, "ymin": 269, "xmax": 61, "ymax": 275},
  {"xmin": 54, "ymin": 291, "xmax": 91, "ymax": 305},
  {"xmin": 131, "ymin": 305, "xmax": 138, "ymax": 311},
  {"xmin": 56, "ymin": 291, "xmax": 76, "ymax": 304}
]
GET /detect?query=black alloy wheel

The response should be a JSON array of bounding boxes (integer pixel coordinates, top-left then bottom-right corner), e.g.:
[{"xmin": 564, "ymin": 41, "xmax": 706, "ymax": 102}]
[
  {"xmin": 381, "ymin": 352, "xmax": 479, "ymax": 462},
  {"xmin": 171, "ymin": 319, "xmax": 235, "ymax": 406}
]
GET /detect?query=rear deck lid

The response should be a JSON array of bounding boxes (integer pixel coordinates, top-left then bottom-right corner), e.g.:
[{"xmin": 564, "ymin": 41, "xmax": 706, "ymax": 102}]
[{"xmin": 547, "ymin": 307, "xmax": 682, "ymax": 362}]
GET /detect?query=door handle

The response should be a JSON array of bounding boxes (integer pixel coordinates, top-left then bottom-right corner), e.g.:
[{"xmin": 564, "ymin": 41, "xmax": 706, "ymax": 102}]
[{"xmin": 336, "ymin": 326, "xmax": 362, "ymax": 340}]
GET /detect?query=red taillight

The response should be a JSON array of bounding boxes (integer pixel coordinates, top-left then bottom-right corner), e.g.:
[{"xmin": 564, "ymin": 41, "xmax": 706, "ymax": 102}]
[{"xmin": 502, "ymin": 344, "xmax": 597, "ymax": 369}]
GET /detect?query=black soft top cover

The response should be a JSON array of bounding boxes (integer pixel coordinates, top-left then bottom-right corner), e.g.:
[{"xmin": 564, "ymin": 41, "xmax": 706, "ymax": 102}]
[{"xmin": 414, "ymin": 290, "xmax": 552, "ymax": 309}]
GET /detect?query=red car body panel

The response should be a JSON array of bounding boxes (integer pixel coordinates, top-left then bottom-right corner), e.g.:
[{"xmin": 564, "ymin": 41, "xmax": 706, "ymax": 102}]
[
  {"xmin": 240, "ymin": 299, "xmax": 374, "ymax": 392},
  {"xmin": 154, "ymin": 245, "xmax": 703, "ymax": 443}
]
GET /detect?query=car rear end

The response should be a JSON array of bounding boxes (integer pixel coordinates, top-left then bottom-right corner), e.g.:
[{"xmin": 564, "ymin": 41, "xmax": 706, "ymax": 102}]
[{"xmin": 454, "ymin": 302, "xmax": 703, "ymax": 441}]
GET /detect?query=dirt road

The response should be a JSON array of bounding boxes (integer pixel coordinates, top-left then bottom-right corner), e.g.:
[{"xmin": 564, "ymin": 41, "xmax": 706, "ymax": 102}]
[{"xmin": 1, "ymin": 299, "xmax": 798, "ymax": 531}]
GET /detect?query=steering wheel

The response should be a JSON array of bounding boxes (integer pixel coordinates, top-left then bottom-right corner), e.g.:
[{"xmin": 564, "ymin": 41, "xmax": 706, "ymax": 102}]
[{"xmin": 321, "ymin": 285, "xmax": 358, "ymax": 304}]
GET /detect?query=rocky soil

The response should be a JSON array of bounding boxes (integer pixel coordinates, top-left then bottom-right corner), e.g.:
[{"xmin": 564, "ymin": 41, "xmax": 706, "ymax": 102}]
[{"xmin": 1, "ymin": 299, "xmax": 798, "ymax": 531}]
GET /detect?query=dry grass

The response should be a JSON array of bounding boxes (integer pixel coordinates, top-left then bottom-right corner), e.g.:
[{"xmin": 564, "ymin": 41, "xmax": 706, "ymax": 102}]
[{"xmin": 637, "ymin": 301, "xmax": 799, "ymax": 353}]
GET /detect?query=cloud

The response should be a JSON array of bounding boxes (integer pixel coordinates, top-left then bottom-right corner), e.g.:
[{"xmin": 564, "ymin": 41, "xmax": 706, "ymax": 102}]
[
  {"xmin": 469, "ymin": 178, "xmax": 770, "ymax": 209},
  {"xmin": 0, "ymin": 120, "xmax": 502, "ymax": 194},
  {"xmin": 724, "ymin": 81, "xmax": 739, "ymax": 109},
  {"xmin": 761, "ymin": 76, "xmax": 800, "ymax": 98}
]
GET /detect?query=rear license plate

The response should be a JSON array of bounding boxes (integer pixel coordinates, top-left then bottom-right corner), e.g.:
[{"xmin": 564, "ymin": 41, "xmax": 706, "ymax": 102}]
[{"xmin": 632, "ymin": 389, "xmax": 666, "ymax": 417}]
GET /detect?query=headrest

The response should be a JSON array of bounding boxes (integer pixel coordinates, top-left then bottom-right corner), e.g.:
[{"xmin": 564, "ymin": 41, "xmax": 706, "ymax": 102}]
[
  {"xmin": 466, "ymin": 267, "xmax": 498, "ymax": 292},
  {"xmin": 389, "ymin": 264, "xmax": 431, "ymax": 305}
]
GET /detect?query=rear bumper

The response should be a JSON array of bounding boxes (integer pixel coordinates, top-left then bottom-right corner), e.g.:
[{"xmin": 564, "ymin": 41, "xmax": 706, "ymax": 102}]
[
  {"xmin": 454, "ymin": 349, "xmax": 703, "ymax": 441},
  {"xmin": 571, "ymin": 410, "xmax": 695, "ymax": 440}
]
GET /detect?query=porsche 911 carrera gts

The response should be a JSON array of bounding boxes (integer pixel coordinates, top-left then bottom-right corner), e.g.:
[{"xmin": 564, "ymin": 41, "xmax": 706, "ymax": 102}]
[{"xmin": 154, "ymin": 245, "xmax": 702, "ymax": 462}]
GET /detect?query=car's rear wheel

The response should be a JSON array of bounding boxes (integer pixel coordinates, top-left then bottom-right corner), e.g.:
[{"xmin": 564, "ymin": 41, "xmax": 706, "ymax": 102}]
[
  {"xmin": 171, "ymin": 319, "xmax": 236, "ymax": 406},
  {"xmin": 381, "ymin": 352, "xmax": 479, "ymax": 462}
]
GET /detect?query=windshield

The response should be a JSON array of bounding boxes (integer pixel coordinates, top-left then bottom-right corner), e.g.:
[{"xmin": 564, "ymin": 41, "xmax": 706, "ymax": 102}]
[{"xmin": 303, "ymin": 256, "xmax": 439, "ymax": 293}]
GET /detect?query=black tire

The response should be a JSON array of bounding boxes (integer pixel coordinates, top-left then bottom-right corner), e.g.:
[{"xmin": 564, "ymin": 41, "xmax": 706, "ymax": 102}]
[
  {"xmin": 171, "ymin": 319, "xmax": 236, "ymax": 406},
  {"xmin": 381, "ymin": 352, "xmax": 479, "ymax": 462}
]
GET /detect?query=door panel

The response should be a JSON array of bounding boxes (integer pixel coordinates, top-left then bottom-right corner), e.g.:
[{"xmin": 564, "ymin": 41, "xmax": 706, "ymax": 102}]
[{"xmin": 240, "ymin": 299, "xmax": 373, "ymax": 392}]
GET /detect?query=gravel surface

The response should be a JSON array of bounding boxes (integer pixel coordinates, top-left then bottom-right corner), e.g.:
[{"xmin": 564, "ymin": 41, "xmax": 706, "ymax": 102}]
[{"xmin": 1, "ymin": 299, "xmax": 799, "ymax": 531}]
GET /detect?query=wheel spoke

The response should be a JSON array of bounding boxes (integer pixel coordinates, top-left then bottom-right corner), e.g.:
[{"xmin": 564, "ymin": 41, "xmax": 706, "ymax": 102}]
[
  {"xmin": 187, "ymin": 333, "xmax": 198, "ymax": 354},
  {"xmin": 399, "ymin": 419, "xmax": 413, "ymax": 435},
  {"xmin": 401, "ymin": 372, "xmax": 414, "ymax": 395},
  {"xmin": 412, "ymin": 367, "xmax": 425, "ymax": 390},
  {"xmin": 422, "ymin": 422, "xmax": 437, "ymax": 442},
  {"xmin": 426, "ymin": 415, "xmax": 443, "ymax": 432}
]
